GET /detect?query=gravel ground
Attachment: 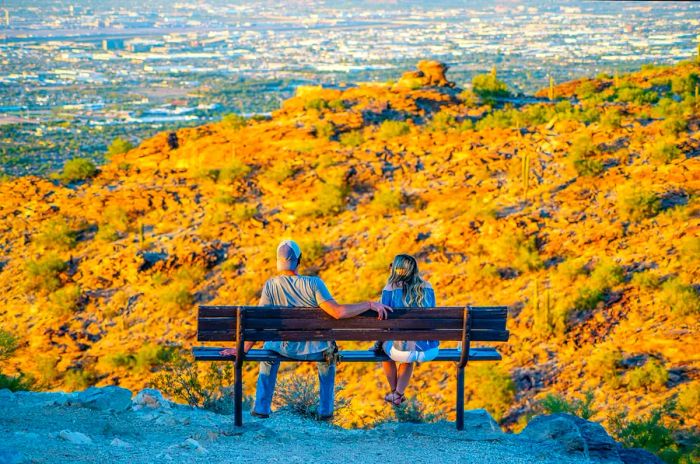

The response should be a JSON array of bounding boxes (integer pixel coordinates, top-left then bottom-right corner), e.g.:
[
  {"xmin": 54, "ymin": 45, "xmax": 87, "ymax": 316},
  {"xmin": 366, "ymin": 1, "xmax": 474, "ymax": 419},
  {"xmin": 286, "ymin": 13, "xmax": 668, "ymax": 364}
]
[{"xmin": 1, "ymin": 391, "xmax": 603, "ymax": 464}]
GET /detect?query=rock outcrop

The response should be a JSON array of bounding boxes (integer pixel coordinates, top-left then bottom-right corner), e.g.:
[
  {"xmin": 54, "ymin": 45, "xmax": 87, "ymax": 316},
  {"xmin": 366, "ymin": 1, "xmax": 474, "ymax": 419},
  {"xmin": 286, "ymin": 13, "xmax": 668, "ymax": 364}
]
[{"xmin": 396, "ymin": 60, "xmax": 455, "ymax": 88}]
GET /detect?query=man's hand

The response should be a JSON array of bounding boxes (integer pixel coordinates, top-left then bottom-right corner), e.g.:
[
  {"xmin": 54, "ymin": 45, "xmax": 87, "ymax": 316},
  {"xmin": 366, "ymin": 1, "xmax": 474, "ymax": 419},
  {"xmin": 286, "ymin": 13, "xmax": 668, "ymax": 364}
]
[
  {"xmin": 369, "ymin": 302, "xmax": 392, "ymax": 320},
  {"xmin": 220, "ymin": 348, "xmax": 238, "ymax": 357}
]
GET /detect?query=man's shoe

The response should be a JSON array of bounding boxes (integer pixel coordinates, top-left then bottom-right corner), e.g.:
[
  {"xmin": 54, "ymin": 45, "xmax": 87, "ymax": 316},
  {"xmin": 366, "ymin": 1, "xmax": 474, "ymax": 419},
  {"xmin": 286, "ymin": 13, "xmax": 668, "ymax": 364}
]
[
  {"xmin": 371, "ymin": 341, "xmax": 384, "ymax": 355},
  {"xmin": 318, "ymin": 414, "xmax": 334, "ymax": 422},
  {"xmin": 251, "ymin": 410, "xmax": 270, "ymax": 419}
]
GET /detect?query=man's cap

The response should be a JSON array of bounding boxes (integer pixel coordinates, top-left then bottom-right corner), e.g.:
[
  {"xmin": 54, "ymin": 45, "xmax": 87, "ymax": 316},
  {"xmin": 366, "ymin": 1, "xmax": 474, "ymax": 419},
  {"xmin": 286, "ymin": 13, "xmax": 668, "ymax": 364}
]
[{"xmin": 277, "ymin": 239, "xmax": 302, "ymax": 271}]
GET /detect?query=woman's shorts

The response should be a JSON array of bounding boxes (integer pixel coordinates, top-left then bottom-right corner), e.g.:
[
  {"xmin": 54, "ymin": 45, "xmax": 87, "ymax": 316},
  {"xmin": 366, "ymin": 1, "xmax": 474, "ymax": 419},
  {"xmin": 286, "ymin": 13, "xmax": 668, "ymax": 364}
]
[{"xmin": 383, "ymin": 341, "xmax": 439, "ymax": 363}]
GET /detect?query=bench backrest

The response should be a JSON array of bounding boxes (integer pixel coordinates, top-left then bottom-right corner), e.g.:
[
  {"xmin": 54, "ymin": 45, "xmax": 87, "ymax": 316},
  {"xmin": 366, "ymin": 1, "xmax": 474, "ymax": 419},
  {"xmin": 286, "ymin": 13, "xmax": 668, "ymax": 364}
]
[{"xmin": 197, "ymin": 306, "xmax": 509, "ymax": 343}]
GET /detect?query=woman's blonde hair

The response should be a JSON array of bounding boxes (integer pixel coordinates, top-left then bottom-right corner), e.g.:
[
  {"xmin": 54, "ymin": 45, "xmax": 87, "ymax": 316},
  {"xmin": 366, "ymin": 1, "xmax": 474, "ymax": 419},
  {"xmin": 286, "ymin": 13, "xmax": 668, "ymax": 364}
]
[{"xmin": 387, "ymin": 254, "xmax": 427, "ymax": 307}]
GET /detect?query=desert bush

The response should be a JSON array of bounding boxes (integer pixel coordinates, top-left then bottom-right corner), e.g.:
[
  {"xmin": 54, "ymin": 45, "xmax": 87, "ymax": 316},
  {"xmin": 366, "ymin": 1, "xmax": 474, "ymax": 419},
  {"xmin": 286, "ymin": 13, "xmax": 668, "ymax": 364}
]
[
  {"xmin": 35, "ymin": 355, "xmax": 59, "ymax": 385},
  {"xmin": 221, "ymin": 113, "xmax": 247, "ymax": 130},
  {"xmin": 496, "ymin": 232, "xmax": 543, "ymax": 272},
  {"xmin": 298, "ymin": 240, "xmax": 324, "ymax": 263},
  {"xmin": 378, "ymin": 120, "xmax": 410, "ymax": 140},
  {"xmin": 104, "ymin": 352, "xmax": 136, "ymax": 369},
  {"xmin": 48, "ymin": 284, "xmax": 83, "ymax": 316},
  {"xmin": 661, "ymin": 277, "xmax": 700, "ymax": 316},
  {"xmin": 63, "ymin": 368, "xmax": 97, "ymax": 390},
  {"xmin": 263, "ymin": 163, "xmax": 295, "ymax": 183},
  {"xmin": 429, "ymin": 110, "xmax": 472, "ymax": 132},
  {"xmin": 617, "ymin": 186, "xmax": 661, "ymax": 222},
  {"xmin": 613, "ymin": 84, "xmax": 659, "ymax": 105},
  {"xmin": 134, "ymin": 343, "xmax": 176, "ymax": 372},
  {"xmin": 58, "ymin": 158, "xmax": 97, "ymax": 183},
  {"xmin": 627, "ymin": 358, "xmax": 668, "ymax": 392},
  {"xmin": 106, "ymin": 137, "xmax": 134, "ymax": 158},
  {"xmin": 393, "ymin": 396, "xmax": 443, "ymax": 423},
  {"xmin": 537, "ymin": 390, "xmax": 596, "ymax": 420},
  {"xmin": 469, "ymin": 364, "xmax": 515, "ymax": 421},
  {"xmin": 232, "ymin": 203, "xmax": 257, "ymax": 222},
  {"xmin": 609, "ymin": 408, "xmax": 698, "ymax": 464},
  {"xmin": 0, "ymin": 330, "xmax": 19, "ymax": 361},
  {"xmin": 568, "ymin": 134, "xmax": 604, "ymax": 177},
  {"xmin": 95, "ymin": 224, "xmax": 119, "ymax": 242},
  {"xmin": 588, "ymin": 344, "xmax": 623, "ymax": 387},
  {"xmin": 339, "ymin": 130, "xmax": 364, "ymax": 147},
  {"xmin": 472, "ymin": 71, "xmax": 510, "ymax": 98},
  {"xmin": 307, "ymin": 180, "xmax": 349, "ymax": 217},
  {"xmin": 314, "ymin": 121, "xmax": 336, "ymax": 140},
  {"xmin": 304, "ymin": 98, "xmax": 329, "ymax": 112},
  {"xmin": 371, "ymin": 185, "xmax": 403, "ymax": 214},
  {"xmin": 35, "ymin": 217, "xmax": 77, "ymax": 250},
  {"xmin": 677, "ymin": 382, "xmax": 700, "ymax": 414},
  {"xmin": 159, "ymin": 282, "xmax": 194, "ymax": 312},
  {"xmin": 670, "ymin": 73, "xmax": 698, "ymax": 96},
  {"xmin": 102, "ymin": 206, "xmax": 130, "ymax": 233},
  {"xmin": 0, "ymin": 373, "xmax": 33, "ymax": 392},
  {"xmin": 647, "ymin": 137, "xmax": 681, "ymax": 164},
  {"xmin": 25, "ymin": 255, "xmax": 67, "ymax": 293},
  {"xmin": 152, "ymin": 355, "xmax": 239, "ymax": 414},
  {"xmin": 631, "ymin": 270, "xmax": 662, "ymax": 290},
  {"xmin": 599, "ymin": 108, "xmax": 623, "ymax": 129},
  {"xmin": 589, "ymin": 259, "xmax": 625, "ymax": 289},
  {"xmin": 459, "ymin": 89, "xmax": 480, "ymax": 107},
  {"xmin": 274, "ymin": 374, "xmax": 348, "ymax": 419},
  {"xmin": 219, "ymin": 159, "xmax": 252, "ymax": 182}
]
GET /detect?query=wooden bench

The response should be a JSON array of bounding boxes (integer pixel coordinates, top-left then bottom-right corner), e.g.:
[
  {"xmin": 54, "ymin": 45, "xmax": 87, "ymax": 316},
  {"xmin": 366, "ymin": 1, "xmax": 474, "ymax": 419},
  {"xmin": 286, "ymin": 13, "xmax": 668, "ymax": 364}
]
[{"xmin": 193, "ymin": 305, "xmax": 509, "ymax": 430}]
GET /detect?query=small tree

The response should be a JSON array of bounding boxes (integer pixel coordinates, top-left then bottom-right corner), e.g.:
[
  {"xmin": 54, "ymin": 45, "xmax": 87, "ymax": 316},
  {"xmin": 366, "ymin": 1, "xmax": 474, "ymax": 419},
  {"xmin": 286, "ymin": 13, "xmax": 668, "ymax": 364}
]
[{"xmin": 106, "ymin": 137, "xmax": 134, "ymax": 158}]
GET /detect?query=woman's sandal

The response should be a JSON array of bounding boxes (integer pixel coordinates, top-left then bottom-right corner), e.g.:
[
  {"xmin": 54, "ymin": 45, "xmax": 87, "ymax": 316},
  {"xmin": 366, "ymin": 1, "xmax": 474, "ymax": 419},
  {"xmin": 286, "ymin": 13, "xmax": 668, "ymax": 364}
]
[
  {"xmin": 392, "ymin": 391, "xmax": 406, "ymax": 406},
  {"xmin": 384, "ymin": 391, "xmax": 397, "ymax": 404}
]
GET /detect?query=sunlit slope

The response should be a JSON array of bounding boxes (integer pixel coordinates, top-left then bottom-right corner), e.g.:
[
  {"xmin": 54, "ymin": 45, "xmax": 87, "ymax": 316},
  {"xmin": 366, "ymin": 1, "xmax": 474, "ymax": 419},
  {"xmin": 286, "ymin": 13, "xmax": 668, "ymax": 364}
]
[{"xmin": 0, "ymin": 60, "xmax": 698, "ymax": 430}]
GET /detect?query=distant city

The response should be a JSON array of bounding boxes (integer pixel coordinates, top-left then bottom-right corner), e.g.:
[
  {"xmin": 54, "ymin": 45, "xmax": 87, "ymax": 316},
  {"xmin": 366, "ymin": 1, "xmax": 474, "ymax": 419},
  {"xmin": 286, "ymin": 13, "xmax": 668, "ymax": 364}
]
[{"xmin": 1, "ymin": 0, "xmax": 698, "ymax": 175}]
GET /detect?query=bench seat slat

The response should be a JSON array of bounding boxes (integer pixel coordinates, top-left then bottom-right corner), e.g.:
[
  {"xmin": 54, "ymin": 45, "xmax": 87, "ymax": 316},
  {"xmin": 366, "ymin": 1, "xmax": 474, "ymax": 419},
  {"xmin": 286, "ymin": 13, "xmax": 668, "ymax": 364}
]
[
  {"xmin": 198, "ymin": 329, "xmax": 509, "ymax": 342},
  {"xmin": 198, "ymin": 306, "xmax": 507, "ymax": 320},
  {"xmin": 192, "ymin": 347, "xmax": 502, "ymax": 363},
  {"xmin": 198, "ymin": 317, "xmax": 505, "ymax": 331}
]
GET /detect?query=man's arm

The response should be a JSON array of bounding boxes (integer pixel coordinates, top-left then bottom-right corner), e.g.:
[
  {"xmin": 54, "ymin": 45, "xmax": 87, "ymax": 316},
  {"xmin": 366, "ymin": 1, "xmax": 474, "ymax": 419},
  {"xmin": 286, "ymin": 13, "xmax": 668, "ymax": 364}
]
[{"xmin": 319, "ymin": 299, "xmax": 391, "ymax": 320}]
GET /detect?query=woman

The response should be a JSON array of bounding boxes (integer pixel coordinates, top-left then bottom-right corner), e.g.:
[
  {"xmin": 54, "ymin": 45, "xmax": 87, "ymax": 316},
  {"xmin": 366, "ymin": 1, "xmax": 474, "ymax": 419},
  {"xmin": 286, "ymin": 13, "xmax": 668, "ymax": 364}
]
[{"xmin": 379, "ymin": 254, "xmax": 438, "ymax": 405}]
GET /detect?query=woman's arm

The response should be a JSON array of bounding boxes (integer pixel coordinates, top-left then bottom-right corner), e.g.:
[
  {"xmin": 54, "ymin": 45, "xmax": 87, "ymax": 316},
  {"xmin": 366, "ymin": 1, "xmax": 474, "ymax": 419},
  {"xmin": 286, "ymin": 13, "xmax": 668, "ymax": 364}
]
[
  {"xmin": 319, "ymin": 299, "xmax": 392, "ymax": 320},
  {"xmin": 220, "ymin": 341, "xmax": 256, "ymax": 357}
]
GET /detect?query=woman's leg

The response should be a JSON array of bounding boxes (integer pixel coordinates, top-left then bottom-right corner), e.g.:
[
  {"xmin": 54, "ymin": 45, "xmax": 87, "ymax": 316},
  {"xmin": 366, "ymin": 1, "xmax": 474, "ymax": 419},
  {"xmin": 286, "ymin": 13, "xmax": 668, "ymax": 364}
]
[
  {"xmin": 395, "ymin": 362, "xmax": 415, "ymax": 395},
  {"xmin": 382, "ymin": 361, "xmax": 398, "ymax": 392}
]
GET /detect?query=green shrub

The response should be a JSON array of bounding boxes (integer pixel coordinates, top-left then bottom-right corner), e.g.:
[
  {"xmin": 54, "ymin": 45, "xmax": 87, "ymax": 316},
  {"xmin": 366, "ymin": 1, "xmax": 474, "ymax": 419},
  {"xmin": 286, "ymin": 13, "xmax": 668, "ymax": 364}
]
[
  {"xmin": 305, "ymin": 181, "xmax": 349, "ymax": 217},
  {"xmin": 569, "ymin": 134, "xmax": 604, "ymax": 176},
  {"xmin": 459, "ymin": 89, "xmax": 480, "ymax": 107},
  {"xmin": 614, "ymin": 85, "xmax": 659, "ymax": 105},
  {"xmin": 36, "ymin": 355, "xmax": 59, "ymax": 385},
  {"xmin": 134, "ymin": 343, "xmax": 175, "ymax": 372},
  {"xmin": 106, "ymin": 137, "xmax": 134, "ymax": 158},
  {"xmin": 393, "ymin": 396, "xmax": 443, "ymax": 423},
  {"xmin": 232, "ymin": 203, "xmax": 257, "ymax": 222},
  {"xmin": 627, "ymin": 358, "xmax": 668, "ymax": 391},
  {"xmin": 152, "ymin": 355, "xmax": 238, "ymax": 414},
  {"xmin": 472, "ymin": 71, "xmax": 510, "ymax": 98},
  {"xmin": 339, "ymin": 130, "xmax": 364, "ymax": 147},
  {"xmin": 159, "ymin": 282, "xmax": 194, "ymax": 312},
  {"xmin": 677, "ymin": 382, "xmax": 700, "ymax": 414},
  {"xmin": 95, "ymin": 223, "xmax": 119, "ymax": 242},
  {"xmin": 378, "ymin": 120, "xmax": 410, "ymax": 140},
  {"xmin": 469, "ymin": 364, "xmax": 515, "ymax": 421},
  {"xmin": 661, "ymin": 277, "xmax": 700, "ymax": 316},
  {"xmin": 647, "ymin": 137, "xmax": 681, "ymax": 164},
  {"xmin": 263, "ymin": 163, "xmax": 295, "ymax": 183},
  {"xmin": 538, "ymin": 391, "xmax": 596, "ymax": 420},
  {"xmin": 26, "ymin": 255, "xmax": 67, "ymax": 293},
  {"xmin": 631, "ymin": 270, "xmax": 662, "ymax": 290},
  {"xmin": 304, "ymin": 98, "xmax": 329, "ymax": 112},
  {"xmin": 104, "ymin": 352, "xmax": 136, "ymax": 369},
  {"xmin": 0, "ymin": 330, "xmax": 19, "ymax": 361},
  {"xmin": 221, "ymin": 113, "xmax": 247, "ymax": 130},
  {"xmin": 35, "ymin": 217, "xmax": 77, "ymax": 250},
  {"xmin": 219, "ymin": 159, "xmax": 252, "ymax": 182},
  {"xmin": 588, "ymin": 344, "xmax": 623, "ymax": 386},
  {"xmin": 314, "ymin": 121, "xmax": 335, "ymax": 140},
  {"xmin": 589, "ymin": 260, "xmax": 624, "ymax": 289},
  {"xmin": 48, "ymin": 284, "xmax": 83, "ymax": 316},
  {"xmin": 274, "ymin": 374, "xmax": 348, "ymax": 420},
  {"xmin": 299, "ymin": 240, "xmax": 324, "ymax": 262},
  {"xmin": 617, "ymin": 186, "xmax": 661, "ymax": 222},
  {"xmin": 609, "ymin": 408, "xmax": 698, "ymax": 464},
  {"xmin": 58, "ymin": 158, "xmax": 98, "ymax": 183},
  {"xmin": 0, "ymin": 373, "xmax": 33, "ymax": 392},
  {"xmin": 573, "ymin": 286, "xmax": 607, "ymax": 312},
  {"xmin": 670, "ymin": 73, "xmax": 698, "ymax": 96},
  {"xmin": 371, "ymin": 185, "xmax": 403, "ymax": 214},
  {"xmin": 63, "ymin": 368, "xmax": 97, "ymax": 391},
  {"xmin": 600, "ymin": 108, "xmax": 623, "ymax": 129}
]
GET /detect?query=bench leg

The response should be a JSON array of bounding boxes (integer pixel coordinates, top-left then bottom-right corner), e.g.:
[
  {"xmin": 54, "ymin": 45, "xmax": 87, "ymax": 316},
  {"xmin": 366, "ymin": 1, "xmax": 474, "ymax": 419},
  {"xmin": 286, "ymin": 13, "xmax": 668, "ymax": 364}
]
[
  {"xmin": 234, "ymin": 361, "xmax": 243, "ymax": 427},
  {"xmin": 456, "ymin": 366, "xmax": 465, "ymax": 431}
]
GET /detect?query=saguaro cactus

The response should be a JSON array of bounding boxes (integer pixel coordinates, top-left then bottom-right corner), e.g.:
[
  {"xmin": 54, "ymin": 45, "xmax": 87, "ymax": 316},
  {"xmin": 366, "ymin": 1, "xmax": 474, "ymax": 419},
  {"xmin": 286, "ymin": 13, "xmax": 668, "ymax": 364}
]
[
  {"xmin": 521, "ymin": 151, "xmax": 530, "ymax": 201},
  {"xmin": 548, "ymin": 75, "xmax": 555, "ymax": 101}
]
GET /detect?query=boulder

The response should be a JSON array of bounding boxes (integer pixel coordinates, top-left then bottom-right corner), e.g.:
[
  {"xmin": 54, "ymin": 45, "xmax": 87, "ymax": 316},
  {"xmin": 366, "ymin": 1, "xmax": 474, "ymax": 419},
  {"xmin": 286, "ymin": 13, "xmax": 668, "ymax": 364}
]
[
  {"xmin": 110, "ymin": 438, "xmax": 132, "ymax": 449},
  {"xmin": 396, "ymin": 61, "xmax": 456, "ymax": 89},
  {"xmin": 181, "ymin": 438, "xmax": 207, "ymax": 454},
  {"xmin": 58, "ymin": 430, "xmax": 93, "ymax": 445},
  {"xmin": 70, "ymin": 386, "xmax": 132, "ymax": 412},
  {"xmin": 132, "ymin": 388, "xmax": 170, "ymax": 410},
  {"xmin": 520, "ymin": 414, "xmax": 620, "ymax": 461}
]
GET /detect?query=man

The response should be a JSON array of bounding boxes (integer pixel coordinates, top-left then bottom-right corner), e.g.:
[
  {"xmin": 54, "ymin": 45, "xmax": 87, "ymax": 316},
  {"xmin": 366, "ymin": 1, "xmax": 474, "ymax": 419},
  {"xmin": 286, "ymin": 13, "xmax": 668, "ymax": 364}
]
[{"xmin": 220, "ymin": 239, "xmax": 391, "ymax": 419}]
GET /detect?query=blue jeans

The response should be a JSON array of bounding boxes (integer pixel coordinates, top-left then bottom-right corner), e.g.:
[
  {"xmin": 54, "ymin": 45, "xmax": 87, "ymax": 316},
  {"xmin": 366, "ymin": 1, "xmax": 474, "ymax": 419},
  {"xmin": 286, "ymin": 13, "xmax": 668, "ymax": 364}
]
[{"xmin": 253, "ymin": 349, "xmax": 336, "ymax": 417}]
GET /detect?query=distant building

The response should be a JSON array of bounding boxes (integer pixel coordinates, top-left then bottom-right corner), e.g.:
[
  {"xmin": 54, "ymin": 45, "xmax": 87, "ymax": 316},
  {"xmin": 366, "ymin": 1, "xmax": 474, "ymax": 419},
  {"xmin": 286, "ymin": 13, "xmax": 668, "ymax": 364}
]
[{"xmin": 102, "ymin": 39, "xmax": 125, "ymax": 51}]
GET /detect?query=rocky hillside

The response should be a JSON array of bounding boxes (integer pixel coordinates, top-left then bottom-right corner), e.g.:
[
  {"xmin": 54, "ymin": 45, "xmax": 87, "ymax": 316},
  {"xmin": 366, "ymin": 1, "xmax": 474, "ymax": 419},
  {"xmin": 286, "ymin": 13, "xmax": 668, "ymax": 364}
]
[
  {"xmin": 0, "ymin": 387, "xmax": 662, "ymax": 464},
  {"xmin": 0, "ymin": 59, "xmax": 698, "ymax": 457}
]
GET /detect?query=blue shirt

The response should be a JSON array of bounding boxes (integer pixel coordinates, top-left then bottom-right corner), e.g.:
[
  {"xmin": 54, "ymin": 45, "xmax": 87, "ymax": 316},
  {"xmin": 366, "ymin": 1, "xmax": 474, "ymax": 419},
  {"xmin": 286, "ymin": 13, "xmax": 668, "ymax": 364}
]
[
  {"xmin": 381, "ymin": 282, "xmax": 439, "ymax": 352},
  {"xmin": 258, "ymin": 274, "xmax": 334, "ymax": 356}
]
